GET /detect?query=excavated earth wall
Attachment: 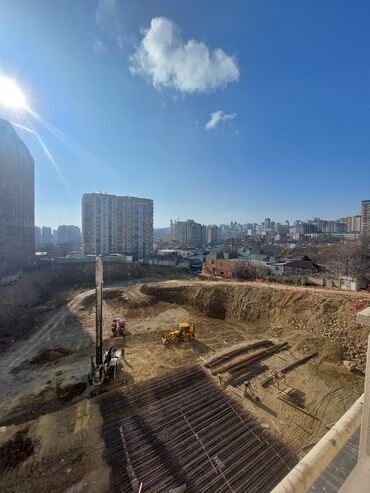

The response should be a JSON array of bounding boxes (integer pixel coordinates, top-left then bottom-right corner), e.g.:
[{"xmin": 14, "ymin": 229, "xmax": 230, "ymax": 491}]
[{"xmin": 143, "ymin": 282, "xmax": 370, "ymax": 371}]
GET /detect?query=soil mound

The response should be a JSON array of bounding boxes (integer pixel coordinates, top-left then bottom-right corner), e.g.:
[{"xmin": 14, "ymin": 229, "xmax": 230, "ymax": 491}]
[
  {"xmin": 0, "ymin": 430, "xmax": 34, "ymax": 471},
  {"xmin": 56, "ymin": 382, "xmax": 87, "ymax": 403},
  {"xmin": 30, "ymin": 347, "xmax": 72, "ymax": 364},
  {"xmin": 10, "ymin": 347, "xmax": 73, "ymax": 375}
]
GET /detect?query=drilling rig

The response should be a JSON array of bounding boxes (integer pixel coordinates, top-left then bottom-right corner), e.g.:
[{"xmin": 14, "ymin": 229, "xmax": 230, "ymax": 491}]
[{"xmin": 88, "ymin": 257, "xmax": 123, "ymax": 387}]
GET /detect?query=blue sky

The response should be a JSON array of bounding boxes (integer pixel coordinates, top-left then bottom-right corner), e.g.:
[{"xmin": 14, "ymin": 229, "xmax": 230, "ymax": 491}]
[{"xmin": 0, "ymin": 0, "xmax": 369, "ymax": 228}]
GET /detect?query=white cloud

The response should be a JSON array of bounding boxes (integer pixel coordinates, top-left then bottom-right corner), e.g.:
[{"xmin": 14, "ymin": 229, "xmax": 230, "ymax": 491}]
[
  {"xmin": 95, "ymin": 0, "xmax": 123, "ymax": 50},
  {"xmin": 130, "ymin": 17, "xmax": 239, "ymax": 93},
  {"xmin": 92, "ymin": 38, "xmax": 108, "ymax": 55},
  {"xmin": 205, "ymin": 110, "xmax": 236, "ymax": 130}
]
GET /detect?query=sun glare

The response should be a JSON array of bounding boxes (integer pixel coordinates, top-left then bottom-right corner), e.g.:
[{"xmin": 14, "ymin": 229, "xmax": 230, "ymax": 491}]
[{"xmin": 0, "ymin": 75, "xmax": 27, "ymax": 109}]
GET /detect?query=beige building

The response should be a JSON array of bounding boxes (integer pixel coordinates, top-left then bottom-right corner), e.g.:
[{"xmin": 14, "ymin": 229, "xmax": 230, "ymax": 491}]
[
  {"xmin": 0, "ymin": 120, "xmax": 34, "ymax": 274},
  {"xmin": 82, "ymin": 192, "xmax": 153, "ymax": 259},
  {"xmin": 361, "ymin": 200, "xmax": 370, "ymax": 236},
  {"xmin": 338, "ymin": 215, "xmax": 362, "ymax": 233}
]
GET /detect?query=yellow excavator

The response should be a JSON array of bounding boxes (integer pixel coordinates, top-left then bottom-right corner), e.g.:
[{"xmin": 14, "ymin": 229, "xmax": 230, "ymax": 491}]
[{"xmin": 162, "ymin": 322, "xmax": 196, "ymax": 345}]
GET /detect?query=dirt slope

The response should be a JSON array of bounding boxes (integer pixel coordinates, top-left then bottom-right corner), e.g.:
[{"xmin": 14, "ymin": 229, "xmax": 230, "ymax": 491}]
[
  {"xmin": 0, "ymin": 278, "xmax": 367, "ymax": 492},
  {"xmin": 143, "ymin": 280, "xmax": 370, "ymax": 370}
]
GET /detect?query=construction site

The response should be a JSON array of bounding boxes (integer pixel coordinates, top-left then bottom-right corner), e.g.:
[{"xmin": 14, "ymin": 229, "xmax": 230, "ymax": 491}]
[{"xmin": 0, "ymin": 263, "xmax": 369, "ymax": 492}]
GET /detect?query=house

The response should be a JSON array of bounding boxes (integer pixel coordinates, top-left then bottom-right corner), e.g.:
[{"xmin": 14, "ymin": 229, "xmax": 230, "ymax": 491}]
[
  {"xmin": 280, "ymin": 257, "xmax": 321, "ymax": 276},
  {"xmin": 203, "ymin": 252, "xmax": 247, "ymax": 278},
  {"xmin": 238, "ymin": 251, "xmax": 270, "ymax": 266}
]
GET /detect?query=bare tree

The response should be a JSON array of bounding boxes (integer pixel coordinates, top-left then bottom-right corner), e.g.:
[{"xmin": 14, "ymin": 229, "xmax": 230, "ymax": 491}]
[{"xmin": 318, "ymin": 239, "xmax": 370, "ymax": 279}]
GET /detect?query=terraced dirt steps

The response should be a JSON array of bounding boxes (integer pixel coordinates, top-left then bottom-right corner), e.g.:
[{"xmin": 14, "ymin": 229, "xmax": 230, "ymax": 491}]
[{"xmin": 98, "ymin": 366, "xmax": 296, "ymax": 493}]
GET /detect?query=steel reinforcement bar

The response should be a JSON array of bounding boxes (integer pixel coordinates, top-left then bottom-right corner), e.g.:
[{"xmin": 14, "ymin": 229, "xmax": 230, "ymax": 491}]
[{"xmin": 99, "ymin": 365, "xmax": 296, "ymax": 493}]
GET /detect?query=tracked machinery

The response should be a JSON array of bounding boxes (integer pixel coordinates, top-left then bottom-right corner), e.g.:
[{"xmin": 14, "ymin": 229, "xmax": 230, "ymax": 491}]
[
  {"xmin": 111, "ymin": 317, "xmax": 127, "ymax": 337},
  {"xmin": 88, "ymin": 257, "xmax": 123, "ymax": 387},
  {"xmin": 162, "ymin": 322, "xmax": 196, "ymax": 345}
]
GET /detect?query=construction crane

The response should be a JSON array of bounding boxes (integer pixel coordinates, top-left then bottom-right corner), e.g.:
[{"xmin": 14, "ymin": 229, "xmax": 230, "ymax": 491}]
[{"xmin": 88, "ymin": 257, "xmax": 123, "ymax": 387}]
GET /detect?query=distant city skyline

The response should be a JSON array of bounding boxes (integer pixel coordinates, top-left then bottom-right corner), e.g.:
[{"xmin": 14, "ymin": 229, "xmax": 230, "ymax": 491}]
[
  {"xmin": 1, "ymin": 1, "xmax": 370, "ymax": 229},
  {"xmin": 35, "ymin": 203, "xmax": 366, "ymax": 231}
]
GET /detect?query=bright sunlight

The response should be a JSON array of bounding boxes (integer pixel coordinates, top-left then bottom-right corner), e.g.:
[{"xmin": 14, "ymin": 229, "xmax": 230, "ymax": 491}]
[{"xmin": 0, "ymin": 75, "xmax": 26, "ymax": 109}]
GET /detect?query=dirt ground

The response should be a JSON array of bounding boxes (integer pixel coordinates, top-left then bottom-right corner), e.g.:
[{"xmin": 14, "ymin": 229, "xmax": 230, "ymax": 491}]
[{"xmin": 0, "ymin": 278, "xmax": 366, "ymax": 492}]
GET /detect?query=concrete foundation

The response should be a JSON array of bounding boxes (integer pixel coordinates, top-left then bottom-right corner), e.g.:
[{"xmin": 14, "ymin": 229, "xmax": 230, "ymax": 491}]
[{"xmin": 357, "ymin": 307, "xmax": 370, "ymax": 327}]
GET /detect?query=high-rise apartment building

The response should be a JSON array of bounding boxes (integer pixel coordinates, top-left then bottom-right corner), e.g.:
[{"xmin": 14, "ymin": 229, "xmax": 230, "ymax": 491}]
[
  {"xmin": 34, "ymin": 226, "xmax": 42, "ymax": 250},
  {"xmin": 52, "ymin": 229, "xmax": 58, "ymax": 245},
  {"xmin": 57, "ymin": 225, "xmax": 81, "ymax": 248},
  {"xmin": 172, "ymin": 219, "xmax": 204, "ymax": 247},
  {"xmin": 0, "ymin": 120, "xmax": 34, "ymax": 273},
  {"xmin": 82, "ymin": 192, "xmax": 153, "ymax": 258},
  {"xmin": 338, "ymin": 216, "xmax": 362, "ymax": 234},
  {"xmin": 206, "ymin": 225, "xmax": 219, "ymax": 244},
  {"xmin": 361, "ymin": 200, "xmax": 370, "ymax": 236},
  {"xmin": 41, "ymin": 226, "xmax": 52, "ymax": 247}
]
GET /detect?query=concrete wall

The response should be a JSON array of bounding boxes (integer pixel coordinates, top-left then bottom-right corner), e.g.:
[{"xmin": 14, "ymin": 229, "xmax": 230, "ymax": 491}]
[
  {"xmin": 203, "ymin": 259, "xmax": 247, "ymax": 279},
  {"xmin": 302, "ymin": 275, "xmax": 363, "ymax": 292}
]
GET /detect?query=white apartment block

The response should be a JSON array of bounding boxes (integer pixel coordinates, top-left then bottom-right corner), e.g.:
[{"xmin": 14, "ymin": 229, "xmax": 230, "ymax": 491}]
[{"xmin": 82, "ymin": 193, "xmax": 153, "ymax": 259}]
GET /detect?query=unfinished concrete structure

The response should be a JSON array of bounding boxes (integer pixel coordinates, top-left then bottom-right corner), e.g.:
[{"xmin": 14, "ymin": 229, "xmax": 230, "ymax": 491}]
[{"xmin": 0, "ymin": 119, "xmax": 34, "ymax": 275}]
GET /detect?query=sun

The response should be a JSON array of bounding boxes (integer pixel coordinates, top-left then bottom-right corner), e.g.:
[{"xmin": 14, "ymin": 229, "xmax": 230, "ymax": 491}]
[{"xmin": 0, "ymin": 75, "xmax": 27, "ymax": 109}]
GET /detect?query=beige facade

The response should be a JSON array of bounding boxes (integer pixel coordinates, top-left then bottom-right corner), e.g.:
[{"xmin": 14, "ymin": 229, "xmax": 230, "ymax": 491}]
[
  {"xmin": 82, "ymin": 192, "xmax": 153, "ymax": 259},
  {"xmin": 338, "ymin": 215, "xmax": 362, "ymax": 233},
  {"xmin": 0, "ymin": 120, "xmax": 34, "ymax": 274}
]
